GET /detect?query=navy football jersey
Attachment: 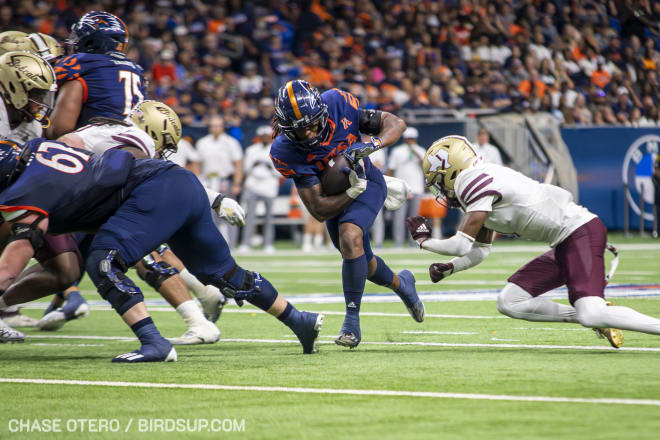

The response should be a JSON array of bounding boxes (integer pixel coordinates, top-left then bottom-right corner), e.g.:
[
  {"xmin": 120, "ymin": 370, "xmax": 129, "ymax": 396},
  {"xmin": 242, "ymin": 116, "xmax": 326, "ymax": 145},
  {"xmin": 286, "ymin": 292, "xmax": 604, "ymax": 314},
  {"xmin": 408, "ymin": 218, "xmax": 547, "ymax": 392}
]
[
  {"xmin": 54, "ymin": 52, "xmax": 146, "ymax": 128},
  {"xmin": 269, "ymin": 88, "xmax": 380, "ymax": 188},
  {"xmin": 0, "ymin": 138, "xmax": 174, "ymax": 234}
]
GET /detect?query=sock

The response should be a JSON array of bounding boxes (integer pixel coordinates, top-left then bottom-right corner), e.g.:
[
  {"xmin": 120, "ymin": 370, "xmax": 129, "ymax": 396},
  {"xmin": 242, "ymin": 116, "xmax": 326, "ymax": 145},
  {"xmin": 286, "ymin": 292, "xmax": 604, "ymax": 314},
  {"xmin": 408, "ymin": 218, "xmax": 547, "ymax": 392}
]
[
  {"xmin": 342, "ymin": 254, "xmax": 368, "ymax": 330},
  {"xmin": 0, "ymin": 296, "xmax": 7, "ymax": 311},
  {"xmin": 367, "ymin": 255, "xmax": 394, "ymax": 287},
  {"xmin": 277, "ymin": 302, "xmax": 303, "ymax": 329},
  {"xmin": 175, "ymin": 299, "xmax": 207, "ymax": 328},
  {"xmin": 498, "ymin": 283, "xmax": 578, "ymax": 323},
  {"xmin": 302, "ymin": 233, "xmax": 312, "ymax": 250},
  {"xmin": 130, "ymin": 317, "xmax": 163, "ymax": 345},
  {"xmin": 313, "ymin": 233, "xmax": 323, "ymax": 248},
  {"xmin": 575, "ymin": 296, "xmax": 660, "ymax": 334},
  {"xmin": 180, "ymin": 268, "xmax": 215, "ymax": 300}
]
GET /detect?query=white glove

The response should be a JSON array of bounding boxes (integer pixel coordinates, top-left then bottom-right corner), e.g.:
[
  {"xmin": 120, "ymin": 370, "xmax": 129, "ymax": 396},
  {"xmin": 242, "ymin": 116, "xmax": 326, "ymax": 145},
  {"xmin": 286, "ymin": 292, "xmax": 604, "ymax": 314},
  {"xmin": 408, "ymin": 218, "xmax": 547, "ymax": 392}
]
[
  {"xmin": 215, "ymin": 197, "xmax": 245, "ymax": 226},
  {"xmin": 383, "ymin": 175, "xmax": 411, "ymax": 210},
  {"xmin": 345, "ymin": 169, "xmax": 367, "ymax": 199}
]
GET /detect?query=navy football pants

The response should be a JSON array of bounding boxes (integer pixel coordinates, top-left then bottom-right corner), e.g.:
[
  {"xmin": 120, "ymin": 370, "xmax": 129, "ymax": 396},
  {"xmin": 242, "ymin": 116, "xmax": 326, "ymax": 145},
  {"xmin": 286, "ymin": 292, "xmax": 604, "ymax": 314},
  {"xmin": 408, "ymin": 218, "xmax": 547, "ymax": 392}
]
[{"xmin": 87, "ymin": 167, "xmax": 235, "ymax": 285}]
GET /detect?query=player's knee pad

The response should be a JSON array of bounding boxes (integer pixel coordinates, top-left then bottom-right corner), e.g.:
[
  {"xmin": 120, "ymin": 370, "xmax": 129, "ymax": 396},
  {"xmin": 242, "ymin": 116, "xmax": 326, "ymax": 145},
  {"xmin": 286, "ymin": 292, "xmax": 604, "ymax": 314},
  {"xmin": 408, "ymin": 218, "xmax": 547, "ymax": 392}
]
[
  {"xmin": 87, "ymin": 250, "xmax": 143, "ymax": 315},
  {"xmin": 204, "ymin": 265, "xmax": 275, "ymax": 306},
  {"xmin": 138, "ymin": 254, "xmax": 179, "ymax": 291}
]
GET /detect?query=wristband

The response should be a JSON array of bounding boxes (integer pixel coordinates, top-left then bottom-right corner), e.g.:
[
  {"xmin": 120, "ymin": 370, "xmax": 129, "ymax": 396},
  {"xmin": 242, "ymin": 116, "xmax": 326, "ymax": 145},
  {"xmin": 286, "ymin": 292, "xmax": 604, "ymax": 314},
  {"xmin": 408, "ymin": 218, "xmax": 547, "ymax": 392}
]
[
  {"xmin": 370, "ymin": 136, "xmax": 383, "ymax": 150},
  {"xmin": 211, "ymin": 193, "xmax": 226, "ymax": 211}
]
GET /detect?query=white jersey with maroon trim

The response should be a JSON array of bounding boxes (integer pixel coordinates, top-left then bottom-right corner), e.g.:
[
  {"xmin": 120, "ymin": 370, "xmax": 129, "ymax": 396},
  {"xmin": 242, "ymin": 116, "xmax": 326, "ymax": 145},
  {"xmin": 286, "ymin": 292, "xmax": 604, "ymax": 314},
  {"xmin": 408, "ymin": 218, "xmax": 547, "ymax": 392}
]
[
  {"xmin": 0, "ymin": 98, "xmax": 43, "ymax": 143},
  {"xmin": 73, "ymin": 122, "xmax": 156, "ymax": 158},
  {"xmin": 455, "ymin": 162, "xmax": 596, "ymax": 247}
]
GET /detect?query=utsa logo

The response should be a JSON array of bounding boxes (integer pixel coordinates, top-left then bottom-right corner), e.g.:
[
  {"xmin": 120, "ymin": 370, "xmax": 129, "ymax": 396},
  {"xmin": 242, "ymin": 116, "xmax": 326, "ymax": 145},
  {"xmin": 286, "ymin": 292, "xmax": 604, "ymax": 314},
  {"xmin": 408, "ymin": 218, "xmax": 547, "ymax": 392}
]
[{"xmin": 340, "ymin": 118, "xmax": 352, "ymax": 130}]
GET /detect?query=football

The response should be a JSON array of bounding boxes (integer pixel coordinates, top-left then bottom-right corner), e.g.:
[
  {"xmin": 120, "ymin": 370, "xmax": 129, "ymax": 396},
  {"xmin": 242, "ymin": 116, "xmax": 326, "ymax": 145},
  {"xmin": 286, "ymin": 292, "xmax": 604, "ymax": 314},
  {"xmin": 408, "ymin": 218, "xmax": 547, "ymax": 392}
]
[{"xmin": 321, "ymin": 154, "xmax": 352, "ymax": 196}]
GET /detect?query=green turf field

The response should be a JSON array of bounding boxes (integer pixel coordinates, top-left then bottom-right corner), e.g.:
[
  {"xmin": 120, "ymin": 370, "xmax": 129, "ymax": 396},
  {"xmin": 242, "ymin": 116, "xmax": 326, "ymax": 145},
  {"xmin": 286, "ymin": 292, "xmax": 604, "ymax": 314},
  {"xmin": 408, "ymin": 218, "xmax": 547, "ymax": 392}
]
[{"xmin": 1, "ymin": 234, "xmax": 660, "ymax": 439}]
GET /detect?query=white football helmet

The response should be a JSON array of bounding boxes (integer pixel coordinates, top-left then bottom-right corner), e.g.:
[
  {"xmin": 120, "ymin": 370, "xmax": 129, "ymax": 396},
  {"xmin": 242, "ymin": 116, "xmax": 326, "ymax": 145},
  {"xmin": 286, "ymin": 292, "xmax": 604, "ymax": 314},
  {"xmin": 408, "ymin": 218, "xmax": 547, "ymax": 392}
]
[{"xmin": 423, "ymin": 135, "xmax": 479, "ymax": 206}]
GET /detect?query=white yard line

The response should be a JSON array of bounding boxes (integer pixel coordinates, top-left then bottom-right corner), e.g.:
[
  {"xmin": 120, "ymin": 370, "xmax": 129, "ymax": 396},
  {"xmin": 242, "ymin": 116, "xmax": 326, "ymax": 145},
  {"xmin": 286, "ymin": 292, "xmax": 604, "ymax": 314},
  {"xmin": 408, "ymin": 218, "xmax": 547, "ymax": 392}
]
[
  {"xmin": 402, "ymin": 331, "xmax": 479, "ymax": 335},
  {"xmin": 0, "ymin": 378, "xmax": 658, "ymax": 407},
  {"xmin": 24, "ymin": 335, "xmax": 660, "ymax": 353}
]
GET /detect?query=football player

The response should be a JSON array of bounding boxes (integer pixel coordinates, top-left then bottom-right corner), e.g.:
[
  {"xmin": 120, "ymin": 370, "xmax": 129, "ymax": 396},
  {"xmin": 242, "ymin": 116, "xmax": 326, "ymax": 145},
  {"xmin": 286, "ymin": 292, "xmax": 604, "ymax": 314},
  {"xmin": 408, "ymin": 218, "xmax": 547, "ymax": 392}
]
[
  {"xmin": 270, "ymin": 79, "xmax": 424, "ymax": 348},
  {"xmin": 0, "ymin": 33, "xmax": 75, "ymax": 330},
  {"xmin": 47, "ymin": 11, "xmax": 144, "ymax": 139},
  {"xmin": 0, "ymin": 136, "xmax": 324, "ymax": 361},
  {"xmin": 0, "ymin": 50, "xmax": 72, "ymax": 340},
  {"xmin": 407, "ymin": 135, "xmax": 660, "ymax": 347},
  {"xmin": 2, "ymin": 101, "xmax": 238, "ymax": 345},
  {"xmin": 55, "ymin": 100, "xmax": 239, "ymax": 343}
]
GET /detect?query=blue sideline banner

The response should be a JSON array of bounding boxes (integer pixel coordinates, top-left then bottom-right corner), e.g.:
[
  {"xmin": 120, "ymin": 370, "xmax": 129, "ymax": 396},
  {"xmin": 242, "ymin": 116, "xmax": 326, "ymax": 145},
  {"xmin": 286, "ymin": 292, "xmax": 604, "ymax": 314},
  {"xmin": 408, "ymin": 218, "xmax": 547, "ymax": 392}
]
[{"xmin": 562, "ymin": 127, "xmax": 660, "ymax": 230}]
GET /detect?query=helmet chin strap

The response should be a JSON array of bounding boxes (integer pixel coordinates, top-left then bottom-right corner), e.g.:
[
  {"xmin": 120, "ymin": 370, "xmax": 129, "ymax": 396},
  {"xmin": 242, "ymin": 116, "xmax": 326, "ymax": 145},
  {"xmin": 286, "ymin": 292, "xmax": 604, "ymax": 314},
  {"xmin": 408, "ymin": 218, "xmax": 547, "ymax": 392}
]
[{"xmin": 38, "ymin": 115, "xmax": 51, "ymax": 128}]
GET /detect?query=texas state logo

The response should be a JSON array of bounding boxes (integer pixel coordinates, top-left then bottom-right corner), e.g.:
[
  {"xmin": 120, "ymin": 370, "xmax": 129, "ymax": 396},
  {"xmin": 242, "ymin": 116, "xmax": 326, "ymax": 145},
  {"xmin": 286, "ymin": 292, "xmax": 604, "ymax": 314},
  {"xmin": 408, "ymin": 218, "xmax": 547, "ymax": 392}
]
[{"xmin": 622, "ymin": 134, "xmax": 659, "ymax": 221}]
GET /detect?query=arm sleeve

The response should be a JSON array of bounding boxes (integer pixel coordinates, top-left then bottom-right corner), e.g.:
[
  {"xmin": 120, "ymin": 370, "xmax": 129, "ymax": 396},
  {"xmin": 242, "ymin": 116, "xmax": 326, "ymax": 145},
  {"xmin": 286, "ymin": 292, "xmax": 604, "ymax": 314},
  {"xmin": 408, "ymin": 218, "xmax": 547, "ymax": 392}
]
[
  {"xmin": 421, "ymin": 231, "xmax": 475, "ymax": 256},
  {"xmin": 449, "ymin": 241, "xmax": 492, "ymax": 273},
  {"xmin": 358, "ymin": 109, "xmax": 382, "ymax": 135}
]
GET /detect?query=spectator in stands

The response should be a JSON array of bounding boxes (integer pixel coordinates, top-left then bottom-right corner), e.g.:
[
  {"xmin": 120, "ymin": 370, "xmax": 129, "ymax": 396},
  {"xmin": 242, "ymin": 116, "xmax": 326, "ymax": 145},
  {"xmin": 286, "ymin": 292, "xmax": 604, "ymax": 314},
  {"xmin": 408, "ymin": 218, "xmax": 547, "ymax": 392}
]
[
  {"xmin": 239, "ymin": 126, "xmax": 279, "ymax": 254},
  {"xmin": 5, "ymin": 0, "xmax": 660, "ymax": 128}
]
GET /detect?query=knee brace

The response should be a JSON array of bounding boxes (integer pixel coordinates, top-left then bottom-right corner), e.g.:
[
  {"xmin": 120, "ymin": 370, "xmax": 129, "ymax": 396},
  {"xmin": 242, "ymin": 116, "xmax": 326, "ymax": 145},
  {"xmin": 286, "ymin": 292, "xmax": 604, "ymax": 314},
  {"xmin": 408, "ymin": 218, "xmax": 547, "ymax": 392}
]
[
  {"xmin": 214, "ymin": 264, "xmax": 262, "ymax": 301},
  {"xmin": 90, "ymin": 250, "xmax": 143, "ymax": 315},
  {"xmin": 138, "ymin": 254, "xmax": 179, "ymax": 290}
]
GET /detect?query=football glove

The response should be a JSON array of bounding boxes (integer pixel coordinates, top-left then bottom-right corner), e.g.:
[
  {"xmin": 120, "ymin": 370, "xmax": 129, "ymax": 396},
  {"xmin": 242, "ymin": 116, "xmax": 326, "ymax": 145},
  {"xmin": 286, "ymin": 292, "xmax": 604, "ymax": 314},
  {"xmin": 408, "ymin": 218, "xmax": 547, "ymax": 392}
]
[
  {"xmin": 343, "ymin": 137, "xmax": 383, "ymax": 165},
  {"xmin": 342, "ymin": 166, "xmax": 367, "ymax": 199},
  {"xmin": 383, "ymin": 175, "xmax": 411, "ymax": 210},
  {"xmin": 406, "ymin": 215, "xmax": 432, "ymax": 245},
  {"xmin": 429, "ymin": 262, "xmax": 454, "ymax": 283},
  {"xmin": 216, "ymin": 197, "xmax": 245, "ymax": 227}
]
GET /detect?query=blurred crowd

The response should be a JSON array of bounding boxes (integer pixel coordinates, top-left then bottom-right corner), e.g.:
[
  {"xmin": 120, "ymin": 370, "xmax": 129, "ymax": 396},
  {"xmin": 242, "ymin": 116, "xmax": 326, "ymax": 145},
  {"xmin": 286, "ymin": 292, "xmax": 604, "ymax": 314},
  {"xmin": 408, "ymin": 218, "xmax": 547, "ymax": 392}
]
[{"xmin": 4, "ymin": 0, "xmax": 660, "ymax": 131}]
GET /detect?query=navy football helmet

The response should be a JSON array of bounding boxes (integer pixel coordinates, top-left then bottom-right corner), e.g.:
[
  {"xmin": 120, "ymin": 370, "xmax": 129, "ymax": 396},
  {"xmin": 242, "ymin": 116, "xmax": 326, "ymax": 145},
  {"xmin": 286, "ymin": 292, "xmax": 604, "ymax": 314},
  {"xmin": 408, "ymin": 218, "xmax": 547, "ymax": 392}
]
[
  {"xmin": 274, "ymin": 80, "xmax": 329, "ymax": 150},
  {"xmin": 0, "ymin": 140, "xmax": 30, "ymax": 191},
  {"xmin": 67, "ymin": 11, "xmax": 129, "ymax": 55}
]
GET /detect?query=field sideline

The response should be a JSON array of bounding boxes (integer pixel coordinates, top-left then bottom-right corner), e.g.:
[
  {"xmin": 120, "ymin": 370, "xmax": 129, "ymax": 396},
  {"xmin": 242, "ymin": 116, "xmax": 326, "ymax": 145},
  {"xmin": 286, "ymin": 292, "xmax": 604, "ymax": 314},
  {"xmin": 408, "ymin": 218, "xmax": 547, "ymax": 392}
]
[{"xmin": 1, "ymin": 234, "xmax": 660, "ymax": 439}]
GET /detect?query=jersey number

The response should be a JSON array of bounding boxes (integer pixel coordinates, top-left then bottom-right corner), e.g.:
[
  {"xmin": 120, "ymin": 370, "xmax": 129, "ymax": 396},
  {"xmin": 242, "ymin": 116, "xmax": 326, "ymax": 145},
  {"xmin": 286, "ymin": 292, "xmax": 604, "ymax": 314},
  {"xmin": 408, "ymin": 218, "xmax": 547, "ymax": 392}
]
[
  {"xmin": 35, "ymin": 142, "xmax": 91, "ymax": 174},
  {"xmin": 118, "ymin": 70, "xmax": 144, "ymax": 115}
]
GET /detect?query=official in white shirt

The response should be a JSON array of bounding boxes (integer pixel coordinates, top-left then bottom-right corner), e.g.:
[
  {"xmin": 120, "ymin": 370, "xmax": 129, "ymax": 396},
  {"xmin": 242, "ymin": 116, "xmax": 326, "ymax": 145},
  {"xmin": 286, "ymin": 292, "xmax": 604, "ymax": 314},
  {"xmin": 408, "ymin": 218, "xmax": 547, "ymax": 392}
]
[
  {"xmin": 169, "ymin": 136, "xmax": 201, "ymax": 176},
  {"xmin": 239, "ymin": 126, "xmax": 280, "ymax": 253},
  {"xmin": 387, "ymin": 126, "xmax": 426, "ymax": 247},
  {"xmin": 474, "ymin": 128, "xmax": 503, "ymax": 165},
  {"xmin": 196, "ymin": 115, "xmax": 244, "ymax": 247}
]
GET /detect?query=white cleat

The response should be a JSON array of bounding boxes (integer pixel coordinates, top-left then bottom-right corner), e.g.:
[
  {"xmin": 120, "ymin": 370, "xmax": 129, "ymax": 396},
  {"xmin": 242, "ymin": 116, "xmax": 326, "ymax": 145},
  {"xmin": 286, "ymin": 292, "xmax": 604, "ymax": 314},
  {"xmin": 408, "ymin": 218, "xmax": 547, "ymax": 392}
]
[
  {"xmin": 2, "ymin": 312, "xmax": 39, "ymax": 328},
  {"xmin": 0, "ymin": 322, "xmax": 25, "ymax": 343},
  {"xmin": 37, "ymin": 302, "xmax": 90, "ymax": 331},
  {"xmin": 169, "ymin": 321, "xmax": 220, "ymax": 345},
  {"xmin": 199, "ymin": 286, "xmax": 227, "ymax": 323}
]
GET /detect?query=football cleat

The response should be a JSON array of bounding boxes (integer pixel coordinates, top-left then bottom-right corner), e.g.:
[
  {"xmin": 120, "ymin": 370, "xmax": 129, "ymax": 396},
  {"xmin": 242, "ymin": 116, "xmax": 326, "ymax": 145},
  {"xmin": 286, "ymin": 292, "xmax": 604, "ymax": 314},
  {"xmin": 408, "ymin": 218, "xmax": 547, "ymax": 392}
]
[
  {"xmin": 293, "ymin": 312, "xmax": 324, "ymax": 354},
  {"xmin": 0, "ymin": 322, "xmax": 25, "ymax": 343},
  {"xmin": 169, "ymin": 321, "xmax": 220, "ymax": 345},
  {"xmin": 594, "ymin": 327, "xmax": 623, "ymax": 349},
  {"xmin": 395, "ymin": 270, "xmax": 425, "ymax": 322},
  {"xmin": 37, "ymin": 298, "xmax": 90, "ymax": 331},
  {"xmin": 334, "ymin": 331, "xmax": 360, "ymax": 349},
  {"xmin": 593, "ymin": 301, "xmax": 623, "ymax": 349},
  {"xmin": 112, "ymin": 344, "xmax": 177, "ymax": 363},
  {"xmin": 199, "ymin": 287, "xmax": 227, "ymax": 323},
  {"xmin": 1, "ymin": 311, "xmax": 38, "ymax": 328}
]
